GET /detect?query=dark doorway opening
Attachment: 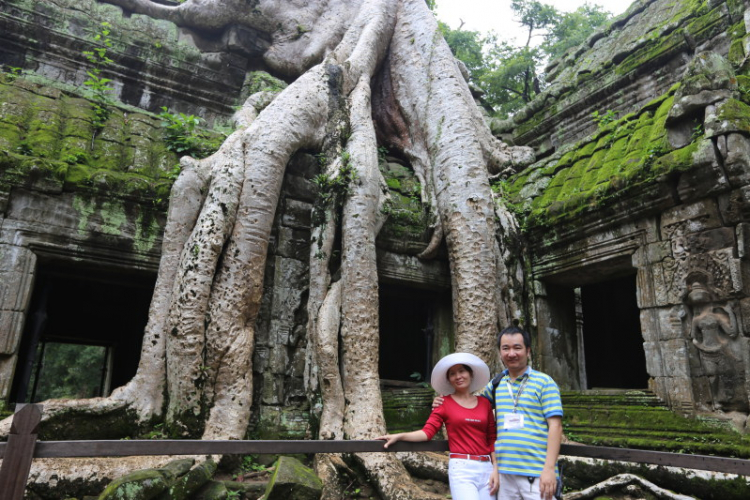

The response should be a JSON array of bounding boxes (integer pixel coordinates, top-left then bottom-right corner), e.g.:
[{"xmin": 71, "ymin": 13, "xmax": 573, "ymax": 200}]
[
  {"xmin": 581, "ymin": 274, "xmax": 648, "ymax": 388},
  {"xmin": 10, "ymin": 262, "xmax": 155, "ymax": 404},
  {"xmin": 378, "ymin": 284, "xmax": 436, "ymax": 384}
]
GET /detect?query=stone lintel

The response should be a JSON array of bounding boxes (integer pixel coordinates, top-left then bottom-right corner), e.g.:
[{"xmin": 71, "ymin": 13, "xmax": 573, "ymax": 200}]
[{"xmin": 376, "ymin": 250, "xmax": 450, "ymax": 290}]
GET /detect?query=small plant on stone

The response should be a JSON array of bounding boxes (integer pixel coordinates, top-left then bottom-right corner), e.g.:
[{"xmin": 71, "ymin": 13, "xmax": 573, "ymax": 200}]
[
  {"xmin": 83, "ymin": 22, "xmax": 115, "ymax": 135},
  {"xmin": 690, "ymin": 123, "xmax": 704, "ymax": 143},
  {"xmin": 410, "ymin": 371, "xmax": 429, "ymax": 388},
  {"xmin": 2, "ymin": 66, "xmax": 22, "ymax": 82},
  {"xmin": 591, "ymin": 109, "xmax": 617, "ymax": 129},
  {"xmin": 158, "ymin": 107, "xmax": 222, "ymax": 159}
]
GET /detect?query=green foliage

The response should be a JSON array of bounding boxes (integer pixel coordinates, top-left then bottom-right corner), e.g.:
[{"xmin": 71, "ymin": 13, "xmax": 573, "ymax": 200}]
[
  {"xmin": 311, "ymin": 152, "xmax": 358, "ymax": 227},
  {"xmin": 158, "ymin": 107, "xmax": 224, "ymax": 160},
  {"xmin": 438, "ymin": 22, "xmax": 487, "ymax": 81},
  {"xmin": 2, "ymin": 65, "xmax": 23, "ymax": 82},
  {"xmin": 241, "ymin": 455, "xmax": 267, "ymax": 473},
  {"xmin": 591, "ymin": 109, "xmax": 617, "ymax": 129},
  {"xmin": 82, "ymin": 22, "xmax": 115, "ymax": 132},
  {"xmin": 28, "ymin": 343, "xmax": 107, "ymax": 402},
  {"xmin": 439, "ymin": 0, "xmax": 612, "ymax": 118},
  {"xmin": 542, "ymin": 2, "xmax": 611, "ymax": 60},
  {"xmin": 690, "ymin": 123, "xmax": 704, "ymax": 142},
  {"xmin": 143, "ymin": 423, "xmax": 168, "ymax": 439}
]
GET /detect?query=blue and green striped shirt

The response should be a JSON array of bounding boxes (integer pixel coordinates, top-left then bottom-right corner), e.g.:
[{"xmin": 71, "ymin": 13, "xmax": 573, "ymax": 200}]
[{"xmin": 479, "ymin": 367, "xmax": 563, "ymax": 477}]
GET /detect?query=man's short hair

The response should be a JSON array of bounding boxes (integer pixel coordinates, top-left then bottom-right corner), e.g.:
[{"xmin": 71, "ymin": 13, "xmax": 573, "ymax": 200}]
[{"xmin": 497, "ymin": 324, "xmax": 531, "ymax": 349}]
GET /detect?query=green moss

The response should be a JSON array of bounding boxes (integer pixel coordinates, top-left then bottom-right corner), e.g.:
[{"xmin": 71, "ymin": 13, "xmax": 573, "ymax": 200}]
[
  {"xmin": 562, "ymin": 390, "xmax": 750, "ymax": 459},
  {"xmin": 715, "ymin": 98, "xmax": 750, "ymax": 133},
  {"xmin": 505, "ymin": 80, "xmax": 702, "ymax": 228},
  {"xmin": 0, "ymin": 77, "xmax": 187, "ymax": 203},
  {"xmin": 561, "ymin": 459, "xmax": 750, "ymax": 500}
]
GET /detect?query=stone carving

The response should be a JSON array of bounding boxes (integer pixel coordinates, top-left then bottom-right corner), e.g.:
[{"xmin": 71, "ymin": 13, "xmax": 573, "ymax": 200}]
[{"xmin": 684, "ymin": 279, "xmax": 747, "ymax": 412}]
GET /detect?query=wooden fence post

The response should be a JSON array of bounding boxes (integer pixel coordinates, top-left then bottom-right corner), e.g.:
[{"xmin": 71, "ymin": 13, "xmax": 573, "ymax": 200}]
[{"xmin": 0, "ymin": 404, "xmax": 42, "ymax": 500}]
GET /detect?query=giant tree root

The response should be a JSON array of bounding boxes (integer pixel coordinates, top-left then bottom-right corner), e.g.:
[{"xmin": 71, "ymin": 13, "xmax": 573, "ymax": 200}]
[
  {"xmin": 3, "ymin": 1, "xmax": 536, "ymax": 498},
  {"xmin": 565, "ymin": 473, "xmax": 698, "ymax": 500}
]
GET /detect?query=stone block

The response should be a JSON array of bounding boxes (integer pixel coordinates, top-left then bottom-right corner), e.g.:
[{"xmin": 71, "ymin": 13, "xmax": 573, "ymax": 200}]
[
  {"xmin": 269, "ymin": 346, "xmax": 289, "ymax": 375},
  {"xmin": 282, "ymin": 175, "xmax": 317, "ymax": 203},
  {"xmin": 650, "ymin": 376, "xmax": 670, "ymax": 405},
  {"xmin": 691, "ymin": 376, "xmax": 712, "ymax": 408},
  {"xmin": 687, "ymin": 228, "xmax": 735, "ymax": 253},
  {"xmin": 260, "ymin": 375, "xmax": 283, "ymax": 405},
  {"xmin": 724, "ymin": 133, "xmax": 750, "ymax": 186},
  {"xmin": 665, "ymin": 376, "xmax": 694, "ymax": 406},
  {"xmin": 98, "ymin": 468, "xmax": 169, "ymax": 500},
  {"xmin": 632, "ymin": 241, "xmax": 671, "ymax": 266},
  {"xmin": 154, "ymin": 459, "xmax": 217, "ymax": 500},
  {"xmin": 658, "ymin": 305, "xmax": 687, "ymax": 341},
  {"xmin": 288, "ymin": 346, "xmax": 306, "ymax": 378},
  {"xmin": 0, "ymin": 309, "xmax": 26, "ymax": 355},
  {"xmin": 1, "ymin": 270, "xmax": 35, "ymax": 311},
  {"xmin": 281, "ymin": 199, "xmax": 312, "ymax": 229},
  {"xmin": 650, "ymin": 261, "xmax": 684, "ymax": 306},
  {"xmin": 737, "ymin": 297, "xmax": 750, "ymax": 336},
  {"xmin": 264, "ymin": 456, "xmax": 322, "ymax": 500},
  {"xmin": 719, "ymin": 186, "xmax": 750, "ymax": 224},
  {"xmin": 661, "ymin": 199, "xmax": 722, "ymax": 239},
  {"xmin": 639, "ymin": 309, "xmax": 659, "ymax": 343},
  {"xmin": 643, "ymin": 341, "xmax": 664, "ymax": 377},
  {"xmin": 0, "ymin": 244, "xmax": 35, "ymax": 274},
  {"xmin": 675, "ymin": 148, "xmax": 730, "ymax": 203},
  {"xmin": 272, "ymin": 256, "xmax": 308, "ymax": 290},
  {"xmin": 636, "ymin": 267, "xmax": 657, "ymax": 309},
  {"xmin": 737, "ymin": 223, "xmax": 750, "ymax": 259},
  {"xmin": 275, "ymin": 226, "xmax": 311, "ymax": 261},
  {"xmin": 193, "ymin": 481, "xmax": 227, "ymax": 500},
  {"xmin": 661, "ymin": 339, "xmax": 691, "ymax": 378},
  {"xmin": 0, "ymin": 354, "xmax": 18, "ymax": 398},
  {"xmin": 253, "ymin": 346, "xmax": 269, "ymax": 372}
]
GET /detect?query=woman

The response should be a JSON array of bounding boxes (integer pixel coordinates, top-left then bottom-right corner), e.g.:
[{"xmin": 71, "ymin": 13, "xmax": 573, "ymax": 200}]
[{"xmin": 377, "ymin": 352, "xmax": 498, "ymax": 499}]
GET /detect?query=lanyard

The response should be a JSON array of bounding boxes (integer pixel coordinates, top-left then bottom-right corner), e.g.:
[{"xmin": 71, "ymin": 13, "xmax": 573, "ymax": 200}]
[{"xmin": 506, "ymin": 375, "xmax": 529, "ymax": 413}]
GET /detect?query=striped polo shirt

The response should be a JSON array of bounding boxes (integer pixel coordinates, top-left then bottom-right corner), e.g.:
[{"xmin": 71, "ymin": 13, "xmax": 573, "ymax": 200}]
[{"xmin": 479, "ymin": 367, "xmax": 563, "ymax": 477}]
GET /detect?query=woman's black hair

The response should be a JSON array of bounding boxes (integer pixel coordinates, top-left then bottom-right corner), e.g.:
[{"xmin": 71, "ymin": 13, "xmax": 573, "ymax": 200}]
[
  {"xmin": 497, "ymin": 320, "xmax": 531, "ymax": 349},
  {"xmin": 445, "ymin": 364, "xmax": 474, "ymax": 380}
]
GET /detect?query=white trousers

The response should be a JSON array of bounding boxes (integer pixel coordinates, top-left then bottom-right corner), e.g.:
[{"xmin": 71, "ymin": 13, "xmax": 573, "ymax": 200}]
[
  {"xmin": 448, "ymin": 458, "xmax": 495, "ymax": 500},
  {"xmin": 498, "ymin": 473, "xmax": 542, "ymax": 500}
]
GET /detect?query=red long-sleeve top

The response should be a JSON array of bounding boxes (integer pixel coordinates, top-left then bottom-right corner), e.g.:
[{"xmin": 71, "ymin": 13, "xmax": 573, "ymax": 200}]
[{"xmin": 422, "ymin": 395, "xmax": 496, "ymax": 456}]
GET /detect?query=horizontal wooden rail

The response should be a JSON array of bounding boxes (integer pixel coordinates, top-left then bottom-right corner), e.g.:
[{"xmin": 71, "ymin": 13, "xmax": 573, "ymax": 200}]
[
  {"xmin": 2, "ymin": 439, "xmax": 749, "ymax": 475},
  {"xmin": 2, "ymin": 405, "xmax": 750, "ymax": 500},
  {"xmin": 559, "ymin": 444, "xmax": 750, "ymax": 476},
  {"xmin": 1, "ymin": 439, "xmax": 449, "ymax": 457}
]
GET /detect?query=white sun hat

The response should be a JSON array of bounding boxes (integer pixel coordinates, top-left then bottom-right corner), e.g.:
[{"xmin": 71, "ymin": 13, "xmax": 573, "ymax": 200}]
[{"xmin": 430, "ymin": 352, "xmax": 491, "ymax": 395}]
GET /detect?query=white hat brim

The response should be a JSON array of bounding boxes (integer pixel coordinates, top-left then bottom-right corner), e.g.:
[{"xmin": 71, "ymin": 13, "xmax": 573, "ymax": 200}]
[{"xmin": 430, "ymin": 352, "xmax": 491, "ymax": 395}]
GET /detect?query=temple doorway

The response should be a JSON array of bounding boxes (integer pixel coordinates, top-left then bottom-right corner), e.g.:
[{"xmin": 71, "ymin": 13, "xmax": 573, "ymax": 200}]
[
  {"xmin": 10, "ymin": 262, "xmax": 154, "ymax": 404},
  {"xmin": 378, "ymin": 283, "xmax": 446, "ymax": 385},
  {"xmin": 580, "ymin": 273, "xmax": 648, "ymax": 389}
]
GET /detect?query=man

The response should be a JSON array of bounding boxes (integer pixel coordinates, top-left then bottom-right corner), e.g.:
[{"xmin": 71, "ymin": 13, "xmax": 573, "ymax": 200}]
[{"xmin": 434, "ymin": 325, "xmax": 563, "ymax": 500}]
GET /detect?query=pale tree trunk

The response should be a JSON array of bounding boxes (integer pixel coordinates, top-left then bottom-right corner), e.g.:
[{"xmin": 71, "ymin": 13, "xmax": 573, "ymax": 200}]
[
  {"xmin": 0, "ymin": 0, "xmax": 535, "ymax": 496},
  {"xmin": 564, "ymin": 473, "xmax": 697, "ymax": 500}
]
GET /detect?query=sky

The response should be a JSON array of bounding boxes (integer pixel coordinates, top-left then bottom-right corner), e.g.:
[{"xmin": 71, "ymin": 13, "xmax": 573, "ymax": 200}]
[{"xmin": 436, "ymin": 0, "xmax": 632, "ymax": 44}]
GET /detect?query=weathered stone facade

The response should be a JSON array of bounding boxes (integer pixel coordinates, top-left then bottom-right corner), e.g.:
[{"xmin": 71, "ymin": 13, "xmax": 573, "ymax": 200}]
[
  {"xmin": 2, "ymin": 0, "xmax": 750, "ymax": 442},
  {"xmin": 0, "ymin": 0, "xmax": 456, "ymax": 437},
  {"xmin": 502, "ymin": 0, "xmax": 750, "ymax": 429}
]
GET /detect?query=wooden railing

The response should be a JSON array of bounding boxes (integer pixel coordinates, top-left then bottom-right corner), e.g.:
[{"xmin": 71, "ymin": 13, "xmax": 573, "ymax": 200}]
[{"xmin": 2, "ymin": 405, "xmax": 750, "ymax": 500}]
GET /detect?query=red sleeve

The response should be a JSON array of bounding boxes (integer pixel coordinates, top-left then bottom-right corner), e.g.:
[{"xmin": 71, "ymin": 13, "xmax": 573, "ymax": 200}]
[
  {"xmin": 485, "ymin": 398, "xmax": 496, "ymax": 449},
  {"xmin": 421, "ymin": 403, "xmax": 447, "ymax": 440}
]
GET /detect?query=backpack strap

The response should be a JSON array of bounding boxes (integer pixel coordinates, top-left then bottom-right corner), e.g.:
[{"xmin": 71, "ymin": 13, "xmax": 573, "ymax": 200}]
[{"xmin": 489, "ymin": 373, "xmax": 503, "ymax": 408}]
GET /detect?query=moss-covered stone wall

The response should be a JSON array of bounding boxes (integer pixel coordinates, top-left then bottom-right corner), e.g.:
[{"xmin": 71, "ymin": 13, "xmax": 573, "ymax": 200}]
[
  {"xmin": 0, "ymin": 76, "xmax": 178, "ymax": 202},
  {"xmin": 495, "ymin": 0, "xmax": 745, "ymax": 154}
]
